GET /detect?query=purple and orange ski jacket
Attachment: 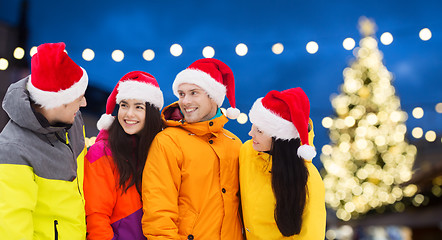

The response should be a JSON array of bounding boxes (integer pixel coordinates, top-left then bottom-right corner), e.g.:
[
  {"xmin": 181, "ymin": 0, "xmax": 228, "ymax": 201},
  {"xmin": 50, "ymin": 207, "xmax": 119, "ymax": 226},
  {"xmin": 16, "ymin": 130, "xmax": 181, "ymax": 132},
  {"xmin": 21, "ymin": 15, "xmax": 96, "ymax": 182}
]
[{"xmin": 84, "ymin": 130, "xmax": 146, "ymax": 240}]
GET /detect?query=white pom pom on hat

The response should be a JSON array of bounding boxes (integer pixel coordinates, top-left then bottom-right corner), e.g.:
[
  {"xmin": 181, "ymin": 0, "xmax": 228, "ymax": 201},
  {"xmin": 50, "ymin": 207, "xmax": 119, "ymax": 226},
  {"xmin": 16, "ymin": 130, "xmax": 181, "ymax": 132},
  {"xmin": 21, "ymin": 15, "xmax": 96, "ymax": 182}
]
[
  {"xmin": 248, "ymin": 87, "xmax": 317, "ymax": 160},
  {"xmin": 172, "ymin": 58, "xmax": 240, "ymax": 119}
]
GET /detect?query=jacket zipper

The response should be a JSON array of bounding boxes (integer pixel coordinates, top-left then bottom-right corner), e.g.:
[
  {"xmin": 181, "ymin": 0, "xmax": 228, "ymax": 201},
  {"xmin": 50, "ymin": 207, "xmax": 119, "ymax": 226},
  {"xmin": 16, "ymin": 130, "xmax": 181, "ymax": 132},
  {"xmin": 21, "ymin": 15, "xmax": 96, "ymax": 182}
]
[
  {"xmin": 56, "ymin": 131, "xmax": 84, "ymax": 200},
  {"xmin": 54, "ymin": 220, "xmax": 58, "ymax": 240}
]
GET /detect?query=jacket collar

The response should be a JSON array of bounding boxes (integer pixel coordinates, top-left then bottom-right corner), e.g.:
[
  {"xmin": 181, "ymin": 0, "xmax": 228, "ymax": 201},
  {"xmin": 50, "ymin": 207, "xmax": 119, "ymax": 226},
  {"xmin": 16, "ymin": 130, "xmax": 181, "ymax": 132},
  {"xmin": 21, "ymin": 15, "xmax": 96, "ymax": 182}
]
[{"xmin": 161, "ymin": 102, "xmax": 228, "ymax": 136}]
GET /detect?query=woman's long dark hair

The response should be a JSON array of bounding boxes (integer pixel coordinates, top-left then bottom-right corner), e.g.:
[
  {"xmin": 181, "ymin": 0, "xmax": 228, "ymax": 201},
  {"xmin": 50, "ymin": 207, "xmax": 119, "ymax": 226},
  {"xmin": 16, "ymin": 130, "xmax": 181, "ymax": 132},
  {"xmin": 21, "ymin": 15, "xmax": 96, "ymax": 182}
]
[
  {"xmin": 270, "ymin": 137, "xmax": 309, "ymax": 236},
  {"xmin": 107, "ymin": 102, "xmax": 163, "ymax": 195}
]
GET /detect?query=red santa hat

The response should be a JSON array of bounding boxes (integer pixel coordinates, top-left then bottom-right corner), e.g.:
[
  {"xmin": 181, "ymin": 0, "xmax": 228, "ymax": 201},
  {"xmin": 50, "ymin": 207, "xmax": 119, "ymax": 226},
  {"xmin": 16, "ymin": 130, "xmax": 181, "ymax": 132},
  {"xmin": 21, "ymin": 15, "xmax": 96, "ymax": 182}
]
[
  {"xmin": 96, "ymin": 71, "xmax": 164, "ymax": 130},
  {"xmin": 248, "ymin": 88, "xmax": 316, "ymax": 160},
  {"xmin": 172, "ymin": 58, "xmax": 240, "ymax": 119},
  {"xmin": 27, "ymin": 42, "xmax": 88, "ymax": 109}
]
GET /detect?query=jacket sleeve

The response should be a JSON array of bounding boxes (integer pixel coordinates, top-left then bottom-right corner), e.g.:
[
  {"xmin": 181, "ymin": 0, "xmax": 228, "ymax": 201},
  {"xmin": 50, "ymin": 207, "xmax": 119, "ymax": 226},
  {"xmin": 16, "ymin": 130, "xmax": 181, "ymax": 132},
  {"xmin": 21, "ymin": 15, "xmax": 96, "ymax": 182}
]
[
  {"xmin": 0, "ymin": 147, "xmax": 37, "ymax": 240},
  {"xmin": 298, "ymin": 163, "xmax": 326, "ymax": 240},
  {"xmin": 142, "ymin": 134, "xmax": 182, "ymax": 240},
  {"xmin": 83, "ymin": 145, "xmax": 117, "ymax": 240}
]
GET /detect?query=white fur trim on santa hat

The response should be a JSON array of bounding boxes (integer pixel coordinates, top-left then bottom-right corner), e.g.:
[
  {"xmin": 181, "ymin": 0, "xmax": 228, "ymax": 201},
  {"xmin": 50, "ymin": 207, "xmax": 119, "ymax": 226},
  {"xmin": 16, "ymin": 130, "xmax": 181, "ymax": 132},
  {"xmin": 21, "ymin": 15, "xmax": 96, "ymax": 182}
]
[
  {"xmin": 96, "ymin": 114, "xmax": 115, "ymax": 130},
  {"xmin": 172, "ymin": 69, "xmax": 226, "ymax": 107},
  {"xmin": 116, "ymin": 80, "xmax": 164, "ymax": 110},
  {"xmin": 226, "ymin": 107, "xmax": 240, "ymax": 119},
  {"xmin": 27, "ymin": 68, "xmax": 88, "ymax": 109},
  {"xmin": 297, "ymin": 144, "xmax": 317, "ymax": 160},
  {"xmin": 248, "ymin": 98, "xmax": 299, "ymax": 140}
]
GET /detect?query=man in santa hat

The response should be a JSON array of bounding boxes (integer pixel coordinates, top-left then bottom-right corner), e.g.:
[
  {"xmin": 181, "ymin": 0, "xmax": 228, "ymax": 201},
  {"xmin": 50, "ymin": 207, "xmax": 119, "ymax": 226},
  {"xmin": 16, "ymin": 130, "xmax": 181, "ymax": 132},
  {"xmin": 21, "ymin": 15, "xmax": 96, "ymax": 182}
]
[
  {"xmin": 141, "ymin": 58, "xmax": 243, "ymax": 240},
  {"xmin": 0, "ymin": 42, "xmax": 88, "ymax": 239}
]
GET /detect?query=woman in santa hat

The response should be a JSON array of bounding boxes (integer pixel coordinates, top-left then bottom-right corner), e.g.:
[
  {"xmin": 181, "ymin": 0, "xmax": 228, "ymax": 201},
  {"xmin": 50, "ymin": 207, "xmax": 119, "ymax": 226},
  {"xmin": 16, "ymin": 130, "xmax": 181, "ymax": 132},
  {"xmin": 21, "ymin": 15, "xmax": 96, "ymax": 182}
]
[
  {"xmin": 239, "ymin": 87, "xmax": 326, "ymax": 239},
  {"xmin": 83, "ymin": 71, "xmax": 164, "ymax": 240}
]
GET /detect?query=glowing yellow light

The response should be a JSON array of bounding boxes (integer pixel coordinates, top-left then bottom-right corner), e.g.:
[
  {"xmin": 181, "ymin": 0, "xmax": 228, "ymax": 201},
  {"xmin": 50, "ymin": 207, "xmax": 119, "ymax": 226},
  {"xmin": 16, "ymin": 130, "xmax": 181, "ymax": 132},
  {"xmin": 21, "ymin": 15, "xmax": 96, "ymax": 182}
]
[
  {"xmin": 170, "ymin": 44, "xmax": 183, "ymax": 57},
  {"xmin": 236, "ymin": 113, "xmax": 248, "ymax": 124},
  {"xmin": 396, "ymin": 124, "xmax": 407, "ymax": 134},
  {"xmin": 361, "ymin": 37, "xmax": 378, "ymax": 49},
  {"xmin": 322, "ymin": 117, "xmax": 333, "ymax": 128},
  {"xmin": 356, "ymin": 169, "xmax": 368, "ymax": 180},
  {"xmin": 82, "ymin": 48, "xmax": 95, "ymax": 61},
  {"xmin": 143, "ymin": 49, "xmax": 155, "ymax": 61},
  {"xmin": 306, "ymin": 41, "xmax": 319, "ymax": 54},
  {"xmin": 390, "ymin": 111, "xmax": 402, "ymax": 122},
  {"xmin": 272, "ymin": 43, "xmax": 284, "ymax": 54},
  {"xmin": 375, "ymin": 135, "xmax": 386, "ymax": 146},
  {"xmin": 433, "ymin": 176, "xmax": 442, "ymax": 186},
  {"xmin": 432, "ymin": 185, "xmax": 442, "ymax": 197},
  {"xmin": 340, "ymin": 133, "xmax": 351, "ymax": 142},
  {"xmin": 336, "ymin": 209, "xmax": 351, "ymax": 221},
  {"xmin": 325, "ymin": 229, "xmax": 337, "ymax": 240},
  {"xmin": 321, "ymin": 145, "xmax": 333, "ymax": 155},
  {"xmin": 350, "ymin": 108, "xmax": 363, "ymax": 119},
  {"xmin": 394, "ymin": 202, "xmax": 405, "ymax": 212},
  {"xmin": 419, "ymin": 28, "xmax": 432, "ymax": 41},
  {"xmin": 411, "ymin": 127, "xmax": 423, "ymax": 139},
  {"xmin": 425, "ymin": 130, "xmax": 436, "ymax": 142},
  {"xmin": 377, "ymin": 111, "xmax": 388, "ymax": 122},
  {"xmin": 412, "ymin": 107, "xmax": 424, "ymax": 119},
  {"xmin": 403, "ymin": 184, "xmax": 418, "ymax": 197},
  {"xmin": 13, "ymin": 47, "xmax": 25, "ymax": 59},
  {"xmin": 0, "ymin": 58, "xmax": 9, "ymax": 71},
  {"xmin": 344, "ymin": 116, "xmax": 355, "ymax": 127},
  {"xmin": 352, "ymin": 186, "xmax": 363, "ymax": 195},
  {"xmin": 202, "ymin": 46, "xmax": 215, "ymax": 58},
  {"xmin": 343, "ymin": 38, "xmax": 356, "ymax": 50},
  {"xmin": 344, "ymin": 202, "xmax": 355, "ymax": 212},
  {"xmin": 435, "ymin": 103, "xmax": 442, "ymax": 113},
  {"xmin": 352, "ymin": 47, "xmax": 360, "ymax": 57},
  {"xmin": 366, "ymin": 113, "xmax": 378, "ymax": 125},
  {"xmin": 392, "ymin": 187, "xmax": 402, "ymax": 199},
  {"xmin": 0, "ymin": 58, "xmax": 8, "ymax": 71},
  {"xmin": 378, "ymin": 191, "xmax": 389, "ymax": 202},
  {"xmin": 380, "ymin": 32, "xmax": 393, "ymax": 45},
  {"xmin": 111, "ymin": 50, "xmax": 124, "ymax": 62},
  {"xmin": 339, "ymin": 142, "xmax": 351, "ymax": 153},
  {"xmin": 357, "ymin": 139, "xmax": 369, "ymax": 150},
  {"xmin": 393, "ymin": 133, "xmax": 404, "ymax": 142},
  {"xmin": 340, "ymin": 225, "xmax": 354, "ymax": 236},
  {"xmin": 414, "ymin": 194, "xmax": 424, "ymax": 204},
  {"xmin": 85, "ymin": 136, "xmax": 97, "ymax": 148},
  {"xmin": 355, "ymin": 126, "xmax": 367, "ymax": 137},
  {"xmin": 400, "ymin": 171, "xmax": 412, "ymax": 182},
  {"xmin": 30, "ymin": 46, "xmax": 37, "ymax": 57},
  {"xmin": 335, "ymin": 119, "xmax": 346, "ymax": 129},
  {"xmin": 235, "ymin": 43, "xmax": 248, "ymax": 56}
]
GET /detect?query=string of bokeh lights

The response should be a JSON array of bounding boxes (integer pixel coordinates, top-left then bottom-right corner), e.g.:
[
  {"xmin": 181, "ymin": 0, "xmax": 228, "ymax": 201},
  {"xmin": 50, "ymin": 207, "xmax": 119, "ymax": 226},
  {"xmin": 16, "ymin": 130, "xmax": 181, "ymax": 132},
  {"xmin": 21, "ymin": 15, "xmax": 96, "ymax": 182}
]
[
  {"xmin": 1, "ymin": 27, "xmax": 440, "ymax": 141},
  {"xmin": 0, "ymin": 28, "xmax": 433, "ymax": 69}
]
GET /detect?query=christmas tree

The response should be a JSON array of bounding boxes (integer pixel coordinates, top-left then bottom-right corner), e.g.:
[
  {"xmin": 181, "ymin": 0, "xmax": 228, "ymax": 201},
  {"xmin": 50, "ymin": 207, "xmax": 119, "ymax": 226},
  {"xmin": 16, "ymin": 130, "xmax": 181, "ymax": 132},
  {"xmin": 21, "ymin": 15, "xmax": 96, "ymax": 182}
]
[{"xmin": 321, "ymin": 17, "xmax": 417, "ymax": 221}]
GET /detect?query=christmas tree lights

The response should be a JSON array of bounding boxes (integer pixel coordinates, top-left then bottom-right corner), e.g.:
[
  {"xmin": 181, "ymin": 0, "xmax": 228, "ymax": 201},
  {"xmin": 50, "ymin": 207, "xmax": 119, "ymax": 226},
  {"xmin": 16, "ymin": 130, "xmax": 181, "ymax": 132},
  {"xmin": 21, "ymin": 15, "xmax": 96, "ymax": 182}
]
[{"xmin": 321, "ymin": 17, "xmax": 417, "ymax": 221}]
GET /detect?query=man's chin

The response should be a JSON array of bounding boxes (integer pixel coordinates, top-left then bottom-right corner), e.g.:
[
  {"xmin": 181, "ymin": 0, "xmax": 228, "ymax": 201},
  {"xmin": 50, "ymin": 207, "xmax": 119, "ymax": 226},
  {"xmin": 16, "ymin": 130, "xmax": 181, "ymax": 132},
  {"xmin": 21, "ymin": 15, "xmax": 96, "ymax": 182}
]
[{"xmin": 183, "ymin": 115, "xmax": 200, "ymax": 124}]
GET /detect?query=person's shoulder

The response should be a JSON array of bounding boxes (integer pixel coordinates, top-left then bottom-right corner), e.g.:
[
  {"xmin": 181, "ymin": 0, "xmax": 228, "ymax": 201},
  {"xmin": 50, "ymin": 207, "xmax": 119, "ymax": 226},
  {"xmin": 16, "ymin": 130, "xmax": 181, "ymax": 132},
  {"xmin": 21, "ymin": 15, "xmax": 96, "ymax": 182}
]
[
  {"xmin": 156, "ymin": 126, "xmax": 187, "ymax": 139},
  {"xmin": 87, "ymin": 138, "xmax": 108, "ymax": 153},
  {"xmin": 240, "ymin": 139, "xmax": 256, "ymax": 154},
  {"xmin": 222, "ymin": 128, "xmax": 242, "ymax": 144},
  {"xmin": 305, "ymin": 161, "xmax": 324, "ymax": 185},
  {"xmin": 0, "ymin": 121, "xmax": 27, "ymax": 146},
  {"xmin": 85, "ymin": 137, "xmax": 111, "ymax": 163},
  {"xmin": 0, "ymin": 130, "xmax": 30, "ymax": 165}
]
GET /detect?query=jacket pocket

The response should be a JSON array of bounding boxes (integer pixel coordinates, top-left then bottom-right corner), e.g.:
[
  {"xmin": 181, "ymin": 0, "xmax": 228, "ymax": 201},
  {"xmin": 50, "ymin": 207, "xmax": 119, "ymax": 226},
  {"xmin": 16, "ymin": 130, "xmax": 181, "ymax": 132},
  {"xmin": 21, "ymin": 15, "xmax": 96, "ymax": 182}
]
[
  {"xmin": 177, "ymin": 208, "xmax": 198, "ymax": 237},
  {"xmin": 54, "ymin": 220, "xmax": 59, "ymax": 240}
]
